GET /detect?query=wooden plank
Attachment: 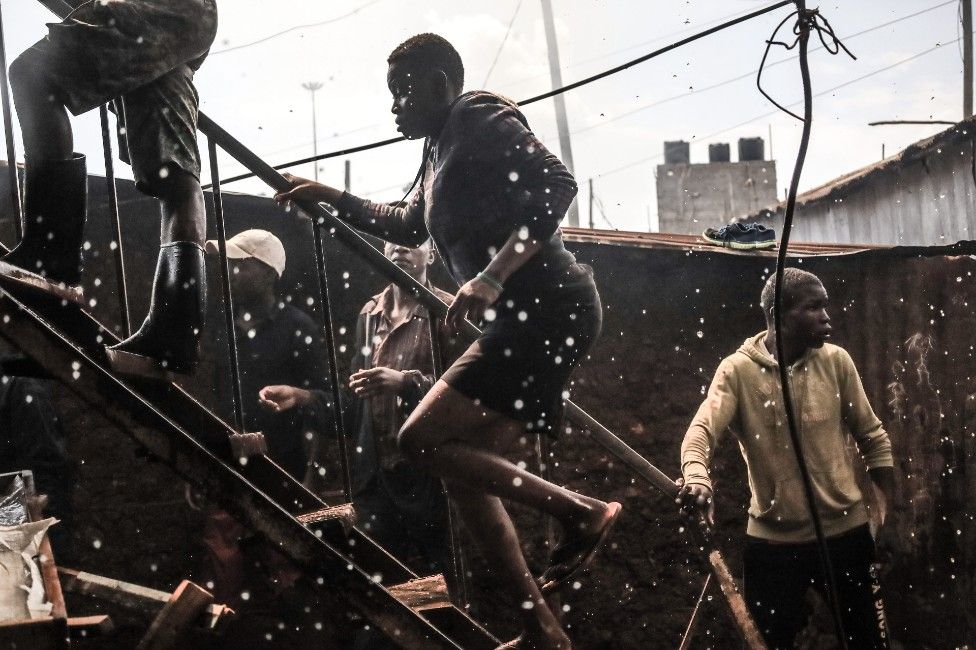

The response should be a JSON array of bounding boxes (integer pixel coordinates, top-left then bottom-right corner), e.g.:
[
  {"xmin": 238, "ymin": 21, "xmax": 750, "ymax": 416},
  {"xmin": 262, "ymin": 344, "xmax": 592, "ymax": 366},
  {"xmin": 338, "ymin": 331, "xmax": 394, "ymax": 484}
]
[
  {"xmin": 136, "ymin": 581, "xmax": 213, "ymax": 650},
  {"xmin": 57, "ymin": 567, "xmax": 232, "ymax": 627},
  {"xmin": 388, "ymin": 575, "xmax": 450, "ymax": 612},
  {"xmin": 0, "ymin": 617, "xmax": 69, "ymax": 648},
  {"xmin": 24, "ymin": 474, "xmax": 67, "ymax": 621},
  {"xmin": 68, "ymin": 614, "xmax": 114, "ymax": 638},
  {"xmin": 296, "ymin": 503, "xmax": 356, "ymax": 527}
]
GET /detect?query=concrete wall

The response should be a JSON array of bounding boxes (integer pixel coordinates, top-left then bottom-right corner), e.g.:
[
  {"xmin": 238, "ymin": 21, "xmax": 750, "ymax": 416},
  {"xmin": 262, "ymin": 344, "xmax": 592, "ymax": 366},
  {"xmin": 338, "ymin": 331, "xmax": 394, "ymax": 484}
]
[
  {"xmin": 751, "ymin": 133, "xmax": 976, "ymax": 246},
  {"xmin": 655, "ymin": 160, "xmax": 778, "ymax": 235}
]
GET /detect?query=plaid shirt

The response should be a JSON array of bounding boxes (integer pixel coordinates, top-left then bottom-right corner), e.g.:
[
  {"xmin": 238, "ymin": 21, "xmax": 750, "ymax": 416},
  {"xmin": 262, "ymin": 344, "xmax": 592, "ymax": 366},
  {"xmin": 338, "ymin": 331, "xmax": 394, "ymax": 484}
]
[
  {"xmin": 337, "ymin": 91, "xmax": 579, "ymax": 294},
  {"xmin": 348, "ymin": 284, "xmax": 461, "ymax": 486}
]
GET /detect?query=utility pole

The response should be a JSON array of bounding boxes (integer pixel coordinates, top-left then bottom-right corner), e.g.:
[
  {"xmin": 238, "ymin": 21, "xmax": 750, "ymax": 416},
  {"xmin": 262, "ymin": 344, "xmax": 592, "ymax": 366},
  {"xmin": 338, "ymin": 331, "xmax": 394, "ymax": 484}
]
[
  {"xmin": 964, "ymin": 0, "xmax": 973, "ymax": 117},
  {"xmin": 344, "ymin": 160, "xmax": 351, "ymax": 192},
  {"xmin": 540, "ymin": 0, "xmax": 580, "ymax": 227},
  {"xmin": 588, "ymin": 178, "xmax": 594, "ymax": 229},
  {"xmin": 302, "ymin": 81, "xmax": 324, "ymax": 180}
]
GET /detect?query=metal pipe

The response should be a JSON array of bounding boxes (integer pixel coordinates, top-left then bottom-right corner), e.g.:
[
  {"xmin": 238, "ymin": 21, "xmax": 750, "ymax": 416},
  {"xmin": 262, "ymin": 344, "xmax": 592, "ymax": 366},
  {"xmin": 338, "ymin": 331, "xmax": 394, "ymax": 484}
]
[
  {"xmin": 427, "ymin": 321, "xmax": 470, "ymax": 610},
  {"xmin": 99, "ymin": 105, "xmax": 131, "ymax": 336},
  {"xmin": 207, "ymin": 139, "xmax": 246, "ymax": 433},
  {"xmin": 0, "ymin": 1, "xmax": 22, "ymax": 238},
  {"xmin": 310, "ymin": 224, "xmax": 353, "ymax": 501}
]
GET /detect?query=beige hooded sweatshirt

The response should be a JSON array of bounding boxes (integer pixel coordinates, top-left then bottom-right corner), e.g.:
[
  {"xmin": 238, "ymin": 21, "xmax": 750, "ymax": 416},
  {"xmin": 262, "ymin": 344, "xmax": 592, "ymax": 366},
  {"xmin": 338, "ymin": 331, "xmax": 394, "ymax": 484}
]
[{"xmin": 681, "ymin": 332, "xmax": 893, "ymax": 543}]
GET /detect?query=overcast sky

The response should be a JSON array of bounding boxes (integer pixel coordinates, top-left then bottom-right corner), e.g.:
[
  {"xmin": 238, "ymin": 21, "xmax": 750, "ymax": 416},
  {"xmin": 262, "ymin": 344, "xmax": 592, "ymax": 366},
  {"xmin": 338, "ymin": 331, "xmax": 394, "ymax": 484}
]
[{"xmin": 3, "ymin": 0, "xmax": 966, "ymax": 232}]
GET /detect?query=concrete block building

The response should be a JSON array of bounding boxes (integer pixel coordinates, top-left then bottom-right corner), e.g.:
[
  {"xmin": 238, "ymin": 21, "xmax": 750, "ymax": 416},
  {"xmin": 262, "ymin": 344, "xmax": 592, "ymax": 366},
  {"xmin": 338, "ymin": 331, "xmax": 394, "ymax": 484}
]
[{"xmin": 655, "ymin": 137, "xmax": 778, "ymax": 235}]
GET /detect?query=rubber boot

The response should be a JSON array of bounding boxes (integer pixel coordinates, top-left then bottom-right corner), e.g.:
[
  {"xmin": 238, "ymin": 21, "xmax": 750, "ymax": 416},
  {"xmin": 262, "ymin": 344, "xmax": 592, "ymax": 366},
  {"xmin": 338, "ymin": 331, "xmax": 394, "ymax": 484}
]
[
  {"xmin": 1, "ymin": 153, "xmax": 87, "ymax": 286},
  {"xmin": 106, "ymin": 241, "xmax": 206, "ymax": 376}
]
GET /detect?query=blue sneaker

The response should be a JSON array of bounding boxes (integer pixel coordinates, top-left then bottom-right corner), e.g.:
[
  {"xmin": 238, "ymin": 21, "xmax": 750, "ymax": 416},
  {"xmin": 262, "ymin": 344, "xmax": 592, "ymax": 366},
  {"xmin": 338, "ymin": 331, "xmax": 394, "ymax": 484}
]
[{"xmin": 702, "ymin": 222, "xmax": 776, "ymax": 250}]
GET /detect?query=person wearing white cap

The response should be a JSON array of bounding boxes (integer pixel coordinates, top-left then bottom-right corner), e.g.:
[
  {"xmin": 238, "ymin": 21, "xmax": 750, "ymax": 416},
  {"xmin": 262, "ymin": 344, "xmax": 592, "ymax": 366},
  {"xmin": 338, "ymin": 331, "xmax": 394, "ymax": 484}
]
[
  {"xmin": 204, "ymin": 229, "xmax": 328, "ymax": 483},
  {"xmin": 205, "ymin": 228, "xmax": 287, "ymax": 279}
]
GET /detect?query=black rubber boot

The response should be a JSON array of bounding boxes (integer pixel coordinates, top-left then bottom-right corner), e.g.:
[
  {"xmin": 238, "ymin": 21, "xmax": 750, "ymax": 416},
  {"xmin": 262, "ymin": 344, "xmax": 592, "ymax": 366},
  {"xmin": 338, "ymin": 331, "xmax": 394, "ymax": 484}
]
[
  {"xmin": 106, "ymin": 241, "xmax": 206, "ymax": 376},
  {"xmin": 1, "ymin": 153, "xmax": 87, "ymax": 286}
]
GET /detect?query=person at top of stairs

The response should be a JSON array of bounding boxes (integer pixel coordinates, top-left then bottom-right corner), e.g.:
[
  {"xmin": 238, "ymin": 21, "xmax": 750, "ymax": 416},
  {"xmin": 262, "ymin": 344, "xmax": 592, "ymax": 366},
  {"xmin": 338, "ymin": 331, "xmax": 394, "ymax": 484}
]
[
  {"xmin": 0, "ymin": 0, "xmax": 219, "ymax": 377},
  {"xmin": 275, "ymin": 34, "xmax": 622, "ymax": 650}
]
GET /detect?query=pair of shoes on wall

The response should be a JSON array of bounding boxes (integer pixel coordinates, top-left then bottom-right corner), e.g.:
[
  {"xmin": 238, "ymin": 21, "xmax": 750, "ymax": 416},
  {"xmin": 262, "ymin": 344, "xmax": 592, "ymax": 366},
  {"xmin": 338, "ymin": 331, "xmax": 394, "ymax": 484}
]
[{"xmin": 702, "ymin": 222, "xmax": 776, "ymax": 250}]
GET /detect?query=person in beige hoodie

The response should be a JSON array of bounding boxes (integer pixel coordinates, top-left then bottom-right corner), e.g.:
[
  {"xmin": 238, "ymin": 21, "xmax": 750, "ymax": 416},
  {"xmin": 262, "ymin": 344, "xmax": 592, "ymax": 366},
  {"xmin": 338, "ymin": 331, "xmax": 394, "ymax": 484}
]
[{"xmin": 678, "ymin": 268, "xmax": 899, "ymax": 649}]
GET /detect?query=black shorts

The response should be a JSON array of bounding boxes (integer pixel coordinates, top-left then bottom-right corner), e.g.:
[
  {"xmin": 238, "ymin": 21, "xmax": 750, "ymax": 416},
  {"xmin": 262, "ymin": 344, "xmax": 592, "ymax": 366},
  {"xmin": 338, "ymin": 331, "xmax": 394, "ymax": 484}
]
[
  {"xmin": 441, "ymin": 264, "xmax": 602, "ymax": 435},
  {"xmin": 18, "ymin": 0, "xmax": 218, "ymax": 195}
]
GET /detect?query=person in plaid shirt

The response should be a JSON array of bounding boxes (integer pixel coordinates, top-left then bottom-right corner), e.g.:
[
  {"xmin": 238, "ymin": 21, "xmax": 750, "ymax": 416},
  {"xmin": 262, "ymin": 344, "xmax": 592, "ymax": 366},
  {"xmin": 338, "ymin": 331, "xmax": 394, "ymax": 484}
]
[{"xmin": 276, "ymin": 33, "xmax": 620, "ymax": 649}]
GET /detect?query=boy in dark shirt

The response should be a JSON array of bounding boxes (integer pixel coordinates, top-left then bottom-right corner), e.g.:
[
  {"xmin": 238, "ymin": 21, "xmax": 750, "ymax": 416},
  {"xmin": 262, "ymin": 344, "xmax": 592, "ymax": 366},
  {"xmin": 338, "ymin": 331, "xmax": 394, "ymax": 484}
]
[
  {"xmin": 0, "ymin": 0, "xmax": 218, "ymax": 376},
  {"xmin": 206, "ymin": 229, "xmax": 329, "ymax": 482}
]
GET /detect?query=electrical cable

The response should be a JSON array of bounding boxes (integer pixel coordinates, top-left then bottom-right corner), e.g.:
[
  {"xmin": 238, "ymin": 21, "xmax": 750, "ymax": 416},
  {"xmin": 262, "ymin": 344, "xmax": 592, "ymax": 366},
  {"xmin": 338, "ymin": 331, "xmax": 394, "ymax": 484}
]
[
  {"xmin": 572, "ymin": 0, "xmax": 952, "ymax": 135},
  {"xmin": 482, "ymin": 0, "xmax": 523, "ymax": 88},
  {"xmin": 209, "ymin": 0, "xmax": 385, "ymax": 56},
  {"xmin": 494, "ymin": 1, "xmax": 784, "ymax": 92},
  {"xmin": 593, "ymin": 35, "xmax": 963, "ymax": 180},
  {"xmin": 208, "ymin": 0, "xmax": 793, "ymax": 187},
  {"xmin": 211, "ymin": 0, "xmax": 952, "ymax": 186},
  {"xmin": 764, "ymin": 5, "xmax": 852, "ymax": 647}
]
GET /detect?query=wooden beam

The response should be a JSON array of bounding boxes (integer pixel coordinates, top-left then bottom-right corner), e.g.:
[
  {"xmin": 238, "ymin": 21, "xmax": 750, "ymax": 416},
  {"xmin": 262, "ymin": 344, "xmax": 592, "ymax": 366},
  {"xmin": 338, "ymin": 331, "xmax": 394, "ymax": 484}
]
[
  {"xmin": 388, "ymin": 575, "xmax": 450, "ymax": 612},
  {"xmin": 58, "ymin": 567, "xmax": 232, "ymax": 628},
  {"xmin": 0, "ymin": 617, "xmax": 69, "ymax": 648},
  {"xmin": 136, "ymin": 581, "xmax": 214, "ymax": 650},
  {"xmin": 68, "ymin": 615, "xmax": 114, "ymax": 638}
]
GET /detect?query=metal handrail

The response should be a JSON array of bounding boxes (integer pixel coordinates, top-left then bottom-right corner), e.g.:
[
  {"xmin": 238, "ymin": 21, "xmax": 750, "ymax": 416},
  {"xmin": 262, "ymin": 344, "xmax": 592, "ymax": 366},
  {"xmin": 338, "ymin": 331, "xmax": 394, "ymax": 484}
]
[
  {"xmin": 98, "ymin": 105, "xmax": 131, "ymax": 336},
  {"xmin": 309, "ymin": 213, "xmax": 354, "ymax": 500},
  {"xmin": 207, "ymin": 139, "xmax": 246, "ymax": 433},
  {"xmin": 0, "ymin": 1, "xmax": 20, "ymax": 238},
  {"xmin": 427, "ymin": 319, "xmax": 470, "ymax": 610}
]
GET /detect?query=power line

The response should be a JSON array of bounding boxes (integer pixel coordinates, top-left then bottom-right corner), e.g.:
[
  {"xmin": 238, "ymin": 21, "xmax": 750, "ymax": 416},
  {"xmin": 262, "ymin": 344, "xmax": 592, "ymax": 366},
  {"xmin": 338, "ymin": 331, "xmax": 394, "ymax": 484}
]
[
  {"xmin": 214, "ymin": 0, "xmax": 953, "ymax": 186},
  {"xmin": 571, "ymin": 0, "xmax": 955, "ymax": 136},
  {"xmin": 517, "ymin": 0, "xmax": 793, "ymax": 106},
  {"xmin": 209, "ymin": 0, "xmax": 385, "ymax": 56},
  {"xmin": 210, "ymin": 0, "xmax": 793, "ymax": 187},
  {"xmin": 493, "ymin": 1, "xmax": 782, "ymax": 92},
  {"xmin": 482, "ymin": 0, "xmax": 523, "ymax": 87},
  {"xmin": 594, "ymin": 35, "xmax": 962, "ymax": 180}
]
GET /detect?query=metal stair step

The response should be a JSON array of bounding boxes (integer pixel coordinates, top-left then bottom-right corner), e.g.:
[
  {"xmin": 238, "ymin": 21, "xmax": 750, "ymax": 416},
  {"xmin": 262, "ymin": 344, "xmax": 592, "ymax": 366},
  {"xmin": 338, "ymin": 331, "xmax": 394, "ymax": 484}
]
[
  {"xmin": 387, "ymin": 575, "xmax": 451, "ymax": 612},
  {"xmin": 296, "ymin": 503, "xmax": 357, "ymax": 527}
]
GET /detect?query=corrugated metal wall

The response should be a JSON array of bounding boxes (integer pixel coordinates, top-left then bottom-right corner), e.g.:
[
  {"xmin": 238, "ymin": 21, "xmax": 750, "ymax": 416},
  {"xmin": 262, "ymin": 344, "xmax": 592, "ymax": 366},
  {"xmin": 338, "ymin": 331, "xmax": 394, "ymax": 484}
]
[{"xmin": 757, "ymin": 136, "xmax": 976, "ymax": 246}]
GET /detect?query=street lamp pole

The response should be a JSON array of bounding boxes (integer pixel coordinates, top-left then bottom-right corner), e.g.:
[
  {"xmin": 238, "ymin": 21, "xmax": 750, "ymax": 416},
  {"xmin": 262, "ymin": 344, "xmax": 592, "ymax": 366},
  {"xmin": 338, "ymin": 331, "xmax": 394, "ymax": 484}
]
[{"xmin": 302, "ymin": 81, "xmax": 324, "ymax": 180}]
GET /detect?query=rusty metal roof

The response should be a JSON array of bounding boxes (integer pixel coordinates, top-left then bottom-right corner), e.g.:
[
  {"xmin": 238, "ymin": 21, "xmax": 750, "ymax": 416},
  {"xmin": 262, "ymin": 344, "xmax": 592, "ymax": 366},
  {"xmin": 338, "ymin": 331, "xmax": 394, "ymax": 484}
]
[
  {"xmin": 561, "ymin": 227, "xmax": 878, "ymax": 256},
  {"xmin": 742, "ymin": 116, "xmax": 976, "ymax": 219}
]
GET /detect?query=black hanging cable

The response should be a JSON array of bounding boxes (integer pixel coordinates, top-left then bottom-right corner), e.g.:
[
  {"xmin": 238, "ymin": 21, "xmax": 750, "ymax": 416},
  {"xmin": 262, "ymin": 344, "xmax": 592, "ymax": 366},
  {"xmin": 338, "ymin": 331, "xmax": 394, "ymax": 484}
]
[
  {"xmin": 206, "ymin": 0, "xmax": 793, "ymax": 188},
  {"xmin": 763, "ymin": 4, "xmax": 855, "ymax": 648}
]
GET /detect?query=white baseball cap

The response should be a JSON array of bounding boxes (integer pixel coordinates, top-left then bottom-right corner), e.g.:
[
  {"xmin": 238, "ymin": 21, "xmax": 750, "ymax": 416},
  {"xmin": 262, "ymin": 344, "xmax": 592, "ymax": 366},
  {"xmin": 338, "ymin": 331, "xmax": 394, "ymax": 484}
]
[{"xmin": 205, "ymin": 229, "xmax": 286, "ymax": 278}]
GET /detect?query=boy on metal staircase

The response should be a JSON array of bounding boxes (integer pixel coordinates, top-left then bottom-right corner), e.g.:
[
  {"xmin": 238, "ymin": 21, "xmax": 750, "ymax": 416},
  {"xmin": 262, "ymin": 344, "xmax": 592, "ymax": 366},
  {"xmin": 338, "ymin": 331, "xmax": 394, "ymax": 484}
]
[{"xmin": 0, "ymin": 0, "xmax": 218, "ymax": 377}]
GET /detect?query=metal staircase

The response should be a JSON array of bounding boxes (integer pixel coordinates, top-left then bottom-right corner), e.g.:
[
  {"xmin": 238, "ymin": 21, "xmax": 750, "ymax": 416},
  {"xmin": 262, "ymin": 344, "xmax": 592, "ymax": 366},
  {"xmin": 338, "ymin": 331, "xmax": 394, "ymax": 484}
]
[{"xmin": 0, "ymin": 262, "xmax": 498, "ymax": 649}]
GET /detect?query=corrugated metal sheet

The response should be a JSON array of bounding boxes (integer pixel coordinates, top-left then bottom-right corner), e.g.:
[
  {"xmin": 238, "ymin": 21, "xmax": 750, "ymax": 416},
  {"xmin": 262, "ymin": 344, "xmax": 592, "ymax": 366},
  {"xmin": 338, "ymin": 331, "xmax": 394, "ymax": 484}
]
[{"xmin": 740, "ymin": 119, "xmax": 976, "ymax": 246}]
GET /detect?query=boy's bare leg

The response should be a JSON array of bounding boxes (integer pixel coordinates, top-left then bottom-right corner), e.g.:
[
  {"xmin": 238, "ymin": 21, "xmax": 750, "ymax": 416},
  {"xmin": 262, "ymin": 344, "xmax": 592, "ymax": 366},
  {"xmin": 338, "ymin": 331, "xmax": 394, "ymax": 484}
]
[
  {"xmin": 445, "ymin": 481, "xmax": 570, "ymax": 648},
  {"xmin": 158, "ymin": 168, "xmax": 206, "ymax": 245},
  {"xmin": 8, "ymin": 56, "xmax": 72, "ymax": 161},
  {"xmin": 399, "ymin": 382, "xmax": 611, "ymax": 535}
]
